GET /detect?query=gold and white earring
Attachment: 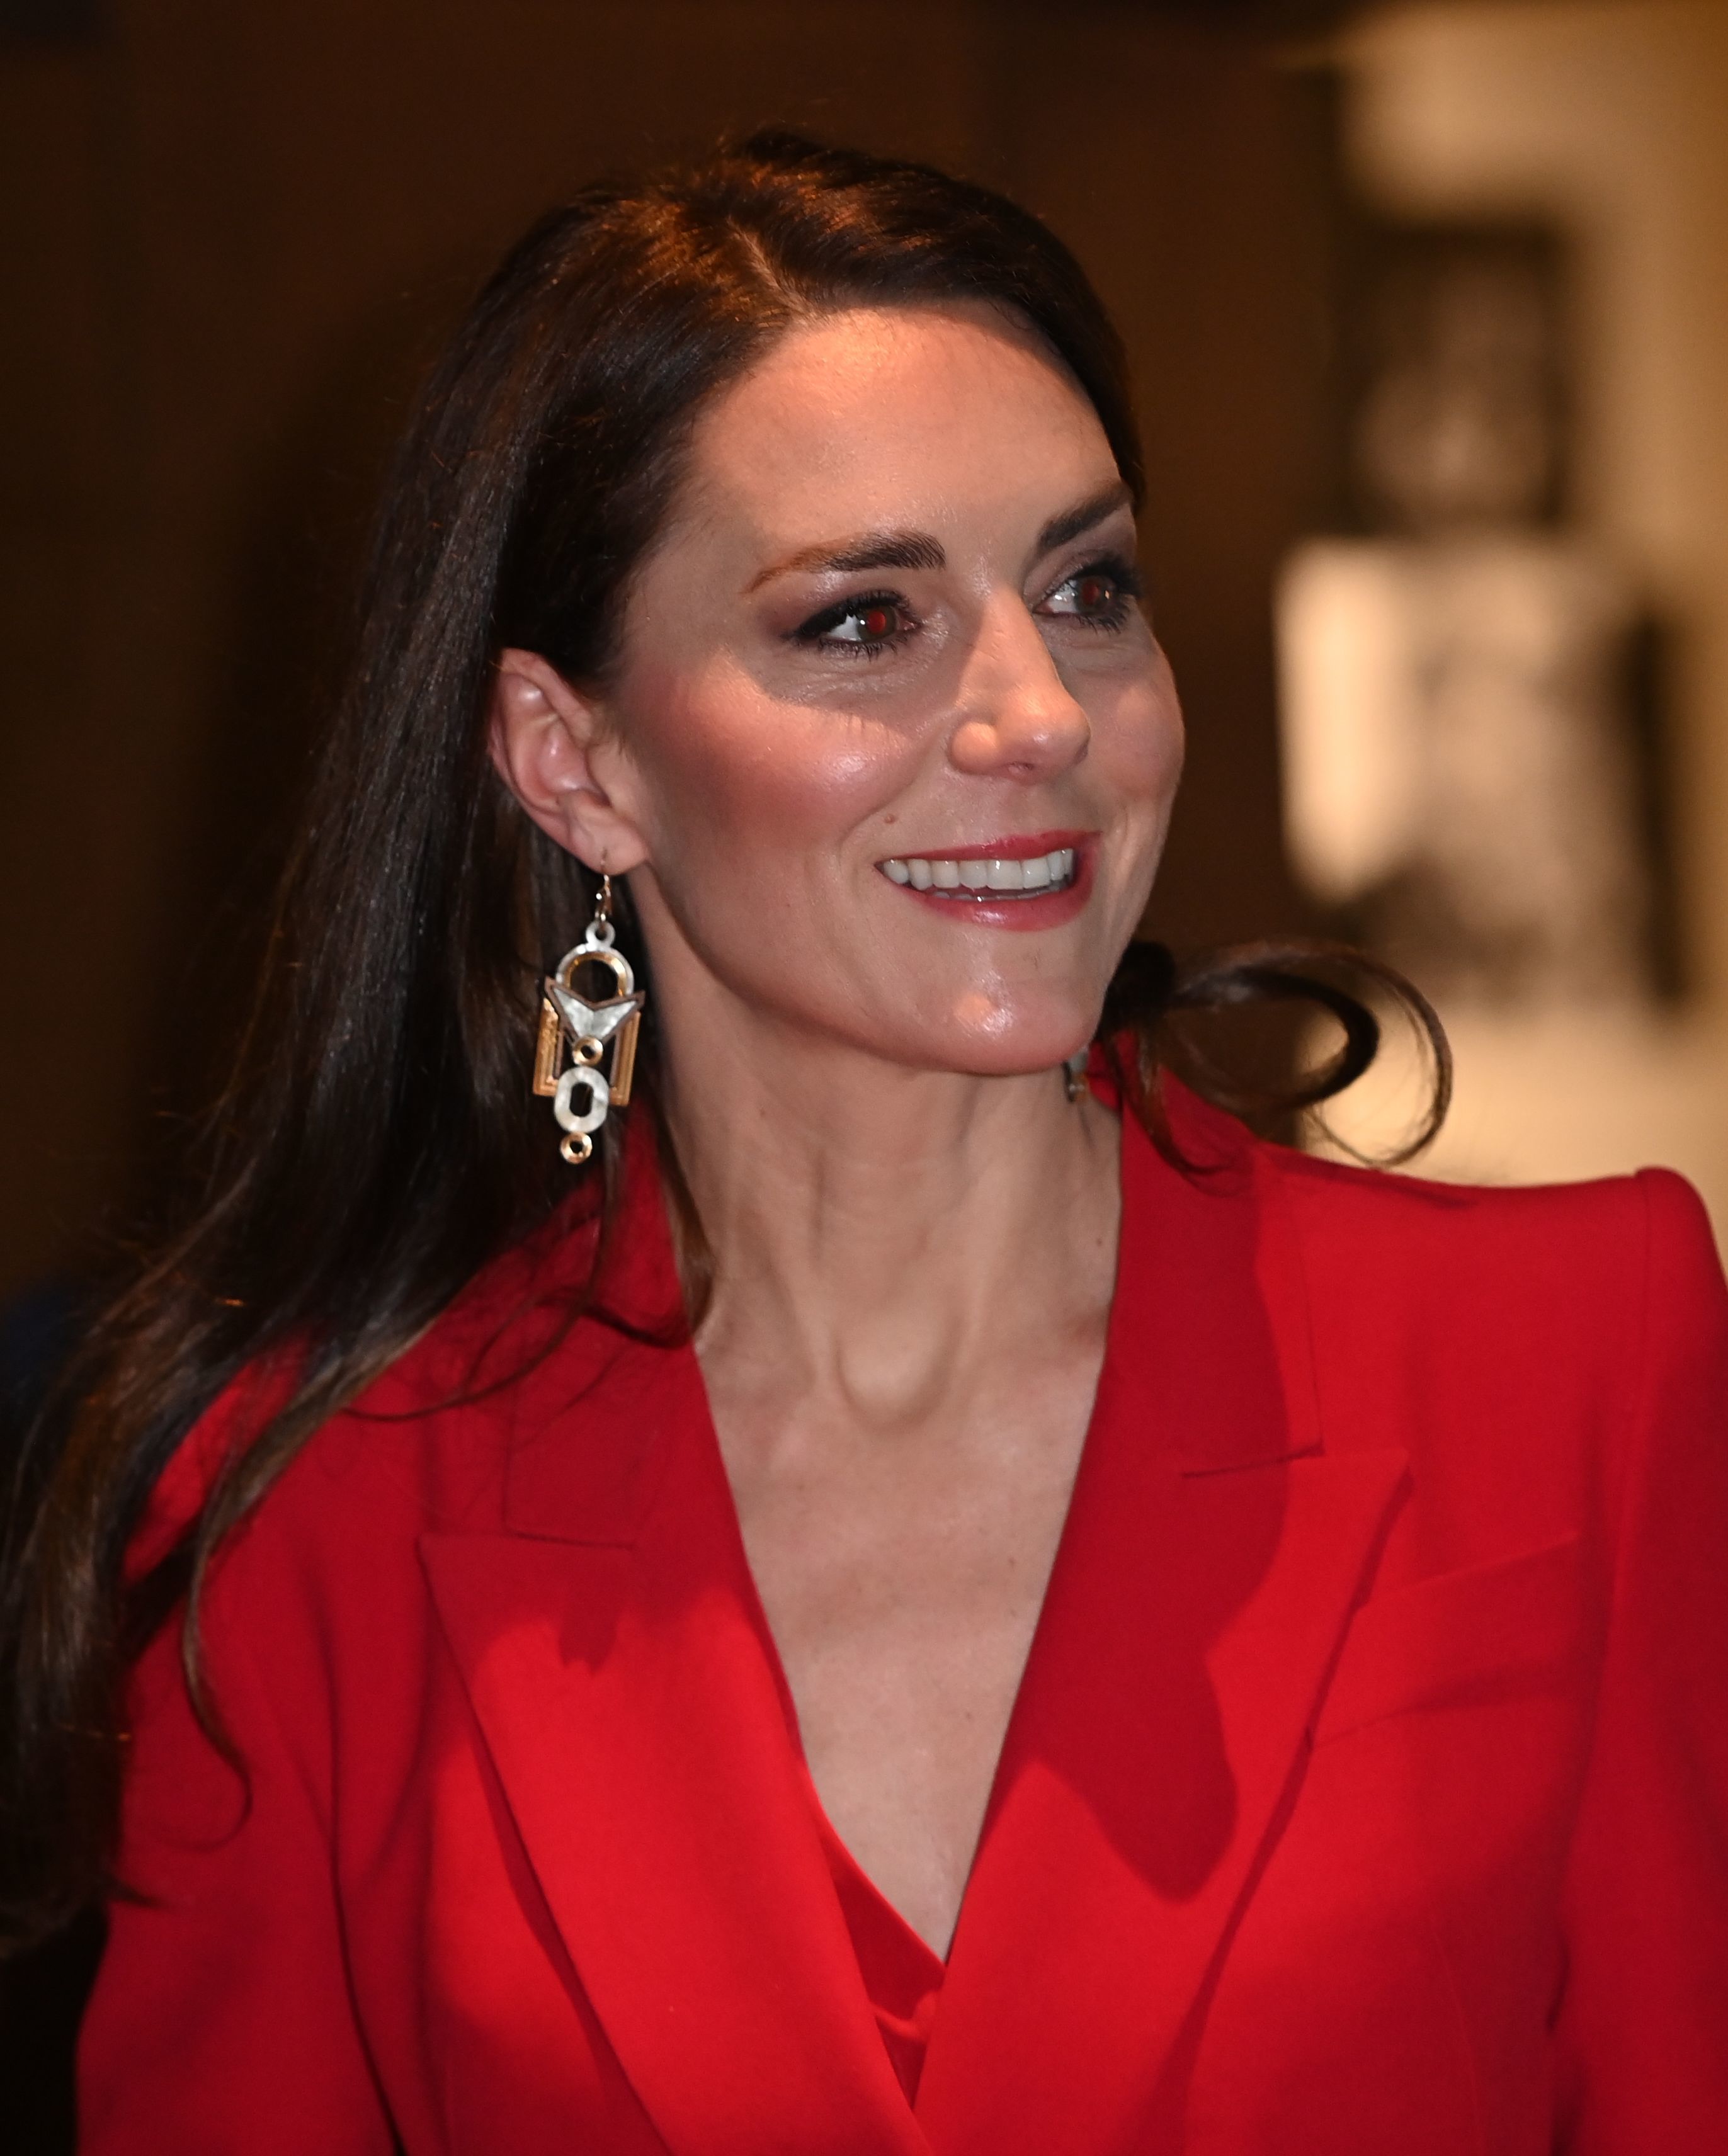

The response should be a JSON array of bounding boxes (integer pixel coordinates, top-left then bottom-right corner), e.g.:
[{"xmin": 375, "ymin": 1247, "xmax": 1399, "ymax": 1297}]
[{"xmin": 531, "ymin": 874, "xmax": 645, "ymax": 1165}]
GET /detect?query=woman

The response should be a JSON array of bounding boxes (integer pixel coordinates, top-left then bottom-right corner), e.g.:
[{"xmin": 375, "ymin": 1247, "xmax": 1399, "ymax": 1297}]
[{"xmin": 5, "ymin": 133, "xmax": 1726, "ymax": 2153}]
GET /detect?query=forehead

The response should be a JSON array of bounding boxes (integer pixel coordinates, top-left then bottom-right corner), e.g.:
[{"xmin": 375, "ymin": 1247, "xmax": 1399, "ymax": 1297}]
[{"xmin": 674, "ymin": 303, "xmax": 1120, "ymax": 555}]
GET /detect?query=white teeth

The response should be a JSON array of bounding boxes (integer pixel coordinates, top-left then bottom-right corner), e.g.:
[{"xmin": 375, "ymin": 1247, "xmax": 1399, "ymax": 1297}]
[{"xmin": 878, "ymin": 845, "xmax": 1080, "ymax": 899}]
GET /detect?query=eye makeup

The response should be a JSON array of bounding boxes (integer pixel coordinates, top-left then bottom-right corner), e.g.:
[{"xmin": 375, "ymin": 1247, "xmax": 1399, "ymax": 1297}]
[
  {"xmin": 790, "ymin": 590, "xmax": 919, "ymax": 658},
  {"xmin": 1038, "ymin": 551, "xmax": 1145, "ymax": 632},
  {"xmin": 784, "ymin": 545, "xmax": 1146, "ymax": 662}
]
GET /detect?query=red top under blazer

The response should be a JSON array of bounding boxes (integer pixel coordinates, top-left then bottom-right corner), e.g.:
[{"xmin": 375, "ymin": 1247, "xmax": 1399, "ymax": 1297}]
[{"xmin": 81, "ymin": 1083, "xmax": 1728, "ymax": 2154}]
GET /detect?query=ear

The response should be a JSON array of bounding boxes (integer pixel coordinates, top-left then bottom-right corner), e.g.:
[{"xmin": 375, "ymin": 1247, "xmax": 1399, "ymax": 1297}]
[{"xmin": 486, "ymin": 648, "xmax": 651, "ymax": 874}]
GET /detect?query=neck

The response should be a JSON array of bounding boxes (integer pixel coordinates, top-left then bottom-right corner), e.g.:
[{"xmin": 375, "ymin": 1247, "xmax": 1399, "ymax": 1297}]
[{"xmin": 654, "ymin": 1001, "xmax": 1120, "ymax": 1437}]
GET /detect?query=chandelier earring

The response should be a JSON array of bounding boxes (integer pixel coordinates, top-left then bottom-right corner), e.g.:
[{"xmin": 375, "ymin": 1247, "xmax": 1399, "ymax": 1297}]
[{"xmin": 531, "ymin": 872, "xmax": 646, "ymax": 1165}]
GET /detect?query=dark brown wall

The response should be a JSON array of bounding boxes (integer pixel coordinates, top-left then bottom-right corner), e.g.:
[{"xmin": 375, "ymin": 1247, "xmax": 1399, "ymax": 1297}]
[{"xmin": 0, "ymin": 0, "xmax": 1333, "ymax": 1295}]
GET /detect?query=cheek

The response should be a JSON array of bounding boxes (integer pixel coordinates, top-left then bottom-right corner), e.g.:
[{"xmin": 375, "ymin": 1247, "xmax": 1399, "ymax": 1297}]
[
  {"xmin": 1090, "ymin": 666, "xmax": 1186, "ymax": 818},
  {"xmin": 623, "ymin": 655, "xmax": 909, "ymax": 869}
]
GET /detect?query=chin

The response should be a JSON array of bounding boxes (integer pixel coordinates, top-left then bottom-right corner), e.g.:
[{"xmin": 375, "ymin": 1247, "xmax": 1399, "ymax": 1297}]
[{"xmin": 919, "ymin": 987, "xmax": 1100, "ymax": 1079}]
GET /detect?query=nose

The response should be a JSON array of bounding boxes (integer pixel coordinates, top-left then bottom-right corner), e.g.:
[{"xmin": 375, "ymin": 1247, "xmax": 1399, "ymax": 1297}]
[{"xmin": 946, "ymin": 594, "xmax": 1091, "ymax": 783}]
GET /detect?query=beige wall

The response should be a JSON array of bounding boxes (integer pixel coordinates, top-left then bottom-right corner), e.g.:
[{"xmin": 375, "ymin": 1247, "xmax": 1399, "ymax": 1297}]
[
  {"xmin": 1340, "ymin": 0, "xmax": 1728, "ymax": 998},
  {"xmin": 1304, "ymin": 1, "xmax": 1728, "ymax": 1227}
]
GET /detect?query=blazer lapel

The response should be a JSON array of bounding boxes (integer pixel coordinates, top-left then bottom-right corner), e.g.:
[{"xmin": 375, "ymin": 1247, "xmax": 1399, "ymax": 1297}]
[
  {"xmin": 422, "ymin": 1164, "xmax": 926, "ymax": 2156},
  {"xmin": 916, "ymin": 1101, "xmax": 1409, "ymax": 2155}
]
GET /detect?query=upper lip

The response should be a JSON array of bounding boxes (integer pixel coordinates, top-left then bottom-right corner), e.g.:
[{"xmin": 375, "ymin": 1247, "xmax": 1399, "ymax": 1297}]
[{"xmin": 876, "ymin": 829, "xmax": 1091, "ymax": 862}]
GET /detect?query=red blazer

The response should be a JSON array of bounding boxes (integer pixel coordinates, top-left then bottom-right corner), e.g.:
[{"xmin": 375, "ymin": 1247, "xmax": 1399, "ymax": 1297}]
[{"xmin": 81, "ymin": 1086, "xmax": 1728, "ymax": 2153}]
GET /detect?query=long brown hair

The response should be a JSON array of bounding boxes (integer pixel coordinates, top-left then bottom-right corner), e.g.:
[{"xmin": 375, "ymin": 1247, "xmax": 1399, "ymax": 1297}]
[{"xmin": 0, "ymin": 130, "xmax": 1444, "ymax": 1949}]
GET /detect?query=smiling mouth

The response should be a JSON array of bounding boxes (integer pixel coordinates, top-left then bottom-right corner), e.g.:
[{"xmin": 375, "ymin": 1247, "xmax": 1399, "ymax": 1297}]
[{"xmin": 878, "ymin": 844, "xmax": 1079, "ymax": 898}]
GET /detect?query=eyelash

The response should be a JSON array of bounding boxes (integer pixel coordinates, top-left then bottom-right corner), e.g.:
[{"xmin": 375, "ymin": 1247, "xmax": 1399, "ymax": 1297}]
[
  {"xmin": 792, "ymin": 589, "xmax": 911, "ymax": 661},
  {"xmin": 1047, "ymin": 553, "xmax": 1144, "ymax": 631},
  {"xmin": 790, "ymin": 553, "xmax": 1145, "ymax": 659}
]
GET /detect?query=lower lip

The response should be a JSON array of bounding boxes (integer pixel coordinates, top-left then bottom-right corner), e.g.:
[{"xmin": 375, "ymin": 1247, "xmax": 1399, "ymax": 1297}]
[{"xmin": 883, "ymin": 848, "xmax": 1094, "ymax": 932}]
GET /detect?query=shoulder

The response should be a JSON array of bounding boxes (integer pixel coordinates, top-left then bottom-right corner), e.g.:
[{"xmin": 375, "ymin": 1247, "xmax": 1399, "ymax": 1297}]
[
  {"xmin": 135, "ymin": 1202, "xmax": 613, "ymax": 1584},
  {"xmin": 1259, "ymin": 1133, "xmax": 1720, "ymax": 1343},
  {"xmin": 1247, "ymin": 1130, "xmax": 1727, "ymax": 1514},
  {"xmin": 1159, "ymin": 1073, "xmax": 1722, "ymax": 1346}
]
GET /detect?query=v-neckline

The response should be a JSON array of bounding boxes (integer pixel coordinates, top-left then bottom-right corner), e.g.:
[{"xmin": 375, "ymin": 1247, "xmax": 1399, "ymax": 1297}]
[
  {"xmin": 445, "ymin": 1078, "xmax": 1402, "ymax": 2155},
  {"xmin": 679, "ymin": 1104, "xmax": 1131, "ymax": 1975}
]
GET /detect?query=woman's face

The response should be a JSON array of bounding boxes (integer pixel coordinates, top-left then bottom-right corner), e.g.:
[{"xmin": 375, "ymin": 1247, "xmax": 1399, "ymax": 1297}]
[{"xmin": 580, "ymin": 302, "xmax": 1183, "ymax": 1077}]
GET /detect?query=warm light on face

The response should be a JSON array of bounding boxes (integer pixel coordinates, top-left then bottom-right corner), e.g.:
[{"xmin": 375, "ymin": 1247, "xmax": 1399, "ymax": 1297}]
[{"xmin": 597, "ymin": 302, "xmax": 1185, "ymax": 1077}]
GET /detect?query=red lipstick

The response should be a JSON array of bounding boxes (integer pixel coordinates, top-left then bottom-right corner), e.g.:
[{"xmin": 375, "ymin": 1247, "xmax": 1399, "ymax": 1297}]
[{"xmin": 875, "ymin": 831, "xmax": 1098, "ymax": 932}]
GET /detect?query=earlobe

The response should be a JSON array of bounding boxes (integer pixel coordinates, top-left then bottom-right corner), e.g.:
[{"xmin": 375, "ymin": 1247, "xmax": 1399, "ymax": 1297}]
[{"xmin": 486, "ymin": 647, "xmax": 650, "ymax": 873}]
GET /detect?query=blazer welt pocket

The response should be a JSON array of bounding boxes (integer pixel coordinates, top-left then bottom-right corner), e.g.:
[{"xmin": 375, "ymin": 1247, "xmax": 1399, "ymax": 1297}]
[{"xmin": 1312, "ymin": 1535, "xmax": 1587, "ymax": 1747}]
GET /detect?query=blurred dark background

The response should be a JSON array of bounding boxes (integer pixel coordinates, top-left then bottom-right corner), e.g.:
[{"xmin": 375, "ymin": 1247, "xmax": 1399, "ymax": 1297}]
[
  {"xmin": 5, "ymin": 0, "xmax": 1726, "ymax": 2143},
  {"xmin": 0, "ymin": 0, "xmax": 1365, "ymax": 1311}
]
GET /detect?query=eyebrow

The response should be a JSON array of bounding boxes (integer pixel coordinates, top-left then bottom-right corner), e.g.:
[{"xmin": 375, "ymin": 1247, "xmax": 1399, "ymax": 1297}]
[
  {"xmin": 1035, "ymin": 480, "xmax": 1134, "ymax": 558},
  {"xmin": 745, "ymin": 480, "xmax": 1135, "ymax": 593},
  {"xmin": 747, "ymin": 530, "xmax": 945, "ymax": 591}
]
